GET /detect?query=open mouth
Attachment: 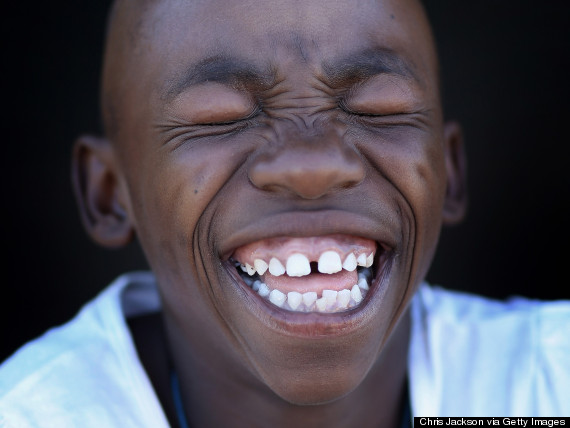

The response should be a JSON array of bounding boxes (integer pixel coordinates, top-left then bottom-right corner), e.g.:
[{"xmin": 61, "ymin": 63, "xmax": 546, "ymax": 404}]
[{"xmin": 228, "ymin": 234, "xmax": 386, "ymax": 314}]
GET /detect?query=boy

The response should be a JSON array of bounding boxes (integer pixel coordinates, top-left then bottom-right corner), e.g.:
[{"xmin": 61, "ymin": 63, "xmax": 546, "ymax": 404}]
[{"xmin": 1, "ymin": 0, "xmax": 568, "ymax": 426}]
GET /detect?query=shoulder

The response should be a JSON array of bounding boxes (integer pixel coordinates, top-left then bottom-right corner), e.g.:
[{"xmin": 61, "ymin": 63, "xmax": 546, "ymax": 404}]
[
  {"xmin": 412, "ymin": 284, "xmax": 570, "ymax": 327},
  {"xmin": 408, "ymin": 284, "xmax": 570, "ymax": 417},
  {"xmin": 0, "ymin": 272, "xmax": 168, "ymax": 428}
]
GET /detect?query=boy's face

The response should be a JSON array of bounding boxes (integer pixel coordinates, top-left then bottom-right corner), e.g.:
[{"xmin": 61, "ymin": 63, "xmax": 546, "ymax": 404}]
[{"xmin": 89, "ymin": 0, "xmax": 464, "ymax": 404}]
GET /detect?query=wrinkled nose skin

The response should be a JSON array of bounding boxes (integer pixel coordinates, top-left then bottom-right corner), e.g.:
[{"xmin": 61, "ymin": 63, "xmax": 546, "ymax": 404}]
[{"xmin": 248, "ymin": 126, "xmax": 366, "ymax": 200}]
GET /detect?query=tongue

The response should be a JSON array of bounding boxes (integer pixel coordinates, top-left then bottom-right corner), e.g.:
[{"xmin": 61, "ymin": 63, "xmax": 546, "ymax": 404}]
[{"xmin": 262, "ymin": 269, "xmax": 358, "ymax": 295}]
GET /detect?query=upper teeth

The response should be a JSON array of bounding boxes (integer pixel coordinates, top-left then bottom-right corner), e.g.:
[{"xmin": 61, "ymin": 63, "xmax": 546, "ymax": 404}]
[
  {"xmin": 318, "ymin": 251, "xmax": 342, "ymax": 274},
  {"xmin": 245, "ymin": 263, "xmax": 256, "ymax": 276},
  {"xmin": 239, "ymin": 251, "xmax": 374, "ymax": 278},
  {"xmin": 254, "ymin": 259, "xmax": 268, "ymax": 275},
  {"xmin": 232, "ymin": 247, "xmax": 377, "ymax": 313},
  {"xmin": 268, "ymin": 258, "xmax": 286, "ymax": 276},
  {"xmin": 286, "ymin": 253, "xmax": 311, "ymax": 277},
  {"xmin": 342, "ymin": 253, "xmax": 357, "ymax": 271}
]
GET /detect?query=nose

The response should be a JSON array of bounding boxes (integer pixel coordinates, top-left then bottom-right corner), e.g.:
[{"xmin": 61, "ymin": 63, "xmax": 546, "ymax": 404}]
[{"xmin": 248, "ymin": 127, "xmax": 365, "ymax": 199}]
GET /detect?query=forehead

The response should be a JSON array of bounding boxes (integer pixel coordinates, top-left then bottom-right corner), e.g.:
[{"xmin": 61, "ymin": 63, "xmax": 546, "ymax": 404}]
[
  {"xmin": 104, "ymin": 0, "xmax": 438, "ymax": 139},
  {"xmin": 117, "ymin": 0, "xmax": 435, "ymax": 80},
  {"xmin": 144, "ymin": 0, "xmax": 411, "ymax": 46}
]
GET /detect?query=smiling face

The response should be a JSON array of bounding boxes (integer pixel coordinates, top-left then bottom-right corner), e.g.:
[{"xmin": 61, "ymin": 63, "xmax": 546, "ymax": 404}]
[{"xmin": 78, "ymin": 0, "xmax": 465, "ymax": 407}]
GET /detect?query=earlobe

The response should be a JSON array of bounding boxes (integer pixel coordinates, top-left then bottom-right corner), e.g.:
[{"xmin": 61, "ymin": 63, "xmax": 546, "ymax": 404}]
[
  {"xmin": 71, "ymin": 135, "xmax": 134, "ymax": 247},
  {"xmin": 442, "ymin": 121, "xmax": 468, "ymax": 225}
]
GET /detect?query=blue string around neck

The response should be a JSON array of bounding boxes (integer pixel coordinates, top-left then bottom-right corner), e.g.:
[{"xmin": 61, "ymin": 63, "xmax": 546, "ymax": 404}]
[{"xmin": 171, "ymin": 372, "xmax": 191, "ymax": 428}]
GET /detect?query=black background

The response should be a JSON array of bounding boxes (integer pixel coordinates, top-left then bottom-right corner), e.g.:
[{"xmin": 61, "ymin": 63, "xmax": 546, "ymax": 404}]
[{"xmin": 2, "ymin": 1, "xmax": 569, "ymax": 361}]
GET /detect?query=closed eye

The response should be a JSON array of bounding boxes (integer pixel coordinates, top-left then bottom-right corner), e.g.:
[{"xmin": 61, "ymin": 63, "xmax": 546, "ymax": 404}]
[
  {"xmin": 157, "ymin": 111, "xmax": 262, "ymax": 150},
  {"xmin": 338, "ymin": 100, "xmax": 432, "ymax": 131},
  {"xmin": 339, "ymin": 101, "xmax": 407, "ymax": 121},
  {"xmin": 193, "ymin": 106, "xmax": 262, "ymax": 126},
  {"xmin": 338, "ymin": 98, "xmax": 396, "ymax": 117}
]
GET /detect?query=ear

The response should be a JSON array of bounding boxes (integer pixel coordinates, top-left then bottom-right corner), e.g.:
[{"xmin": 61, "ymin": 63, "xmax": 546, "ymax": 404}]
[
  {"xmin": 442, "ymin": 121, "xmax": 468, "ymax": 225},
  {"xmin": 71, "ymin": 135, "xmax": 134, "ymax": 247}
]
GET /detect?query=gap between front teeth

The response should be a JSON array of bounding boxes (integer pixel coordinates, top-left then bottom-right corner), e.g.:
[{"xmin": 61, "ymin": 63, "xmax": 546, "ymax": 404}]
[{"xmin": 240, "ymin": 251, "xmax": 374, "ymax": 278}]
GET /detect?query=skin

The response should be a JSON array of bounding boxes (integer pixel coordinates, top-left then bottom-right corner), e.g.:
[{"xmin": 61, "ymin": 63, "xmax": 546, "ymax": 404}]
[{"xmin": 72, "ymin": 0, "xmax": 467, "ymax": 426}]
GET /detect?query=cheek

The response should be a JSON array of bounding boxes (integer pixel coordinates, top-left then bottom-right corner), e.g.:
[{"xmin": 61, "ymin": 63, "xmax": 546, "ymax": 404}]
[
  {"xmin": 397, "ymin": 137, "xmax": 447, "ymax": 283},
  {"xmin": 355, "ymin": 127, "xmax": 447, "ymax": 263},
  {"xmin": 395, "ymin": 135, "xmax": 447, "ymax": 226},
  {"xmin": 407, "ymin": 141, "xmax": 447, "ymax": 266},
  {"xmin": 125, "ymin": 138, "xmax": 250, "ymax": 274}
]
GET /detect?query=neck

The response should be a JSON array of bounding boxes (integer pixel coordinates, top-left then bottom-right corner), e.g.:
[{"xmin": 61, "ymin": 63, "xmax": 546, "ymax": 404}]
[{"xmin": 169, "ymin": 311, "xmax": 411, "ymax": 428}]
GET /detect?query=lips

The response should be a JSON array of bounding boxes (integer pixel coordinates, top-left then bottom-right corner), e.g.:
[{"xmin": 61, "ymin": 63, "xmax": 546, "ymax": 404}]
[
  {"xmin": 229, "ymin": 234, "xmax": 385, "ymax": 314},
  {"xmin": 214, "ymin": 206, "xmax": 401, "ymax": 339}
]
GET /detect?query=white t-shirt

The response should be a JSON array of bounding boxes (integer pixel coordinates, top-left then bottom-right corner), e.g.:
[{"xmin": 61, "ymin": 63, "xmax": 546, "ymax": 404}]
[
  {"xmin": 1, "ymin": 272, "xmax": 569, "ymax": 426},
  {"xmin": 408, "ymin": 284, "xmax": 570, "ymax": 416}
]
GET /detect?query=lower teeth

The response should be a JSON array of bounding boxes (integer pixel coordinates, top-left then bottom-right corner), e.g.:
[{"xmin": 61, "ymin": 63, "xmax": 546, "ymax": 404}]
[{"xmin": 236, "ymin": 265, "xmax": 372, "ymax": 313}]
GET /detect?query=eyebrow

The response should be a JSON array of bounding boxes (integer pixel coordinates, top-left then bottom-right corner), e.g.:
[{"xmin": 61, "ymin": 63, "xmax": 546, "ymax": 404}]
[
  {"xmin": 163, "ymin": 55, "xmax": 277, "ymax": 102},
  {"xmin": 321, "ymin": 48, "xmax": 420, "ymax": 88},
  {"xmin": 163, "ymin": 48, "xmax": 419, "ymax": 102}
]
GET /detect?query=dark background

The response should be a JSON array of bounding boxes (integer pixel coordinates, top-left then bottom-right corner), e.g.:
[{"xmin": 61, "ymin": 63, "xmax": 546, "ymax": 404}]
[{"xmin": 2, "ymin": 1, "xmax": 569, "ymax": 362}]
